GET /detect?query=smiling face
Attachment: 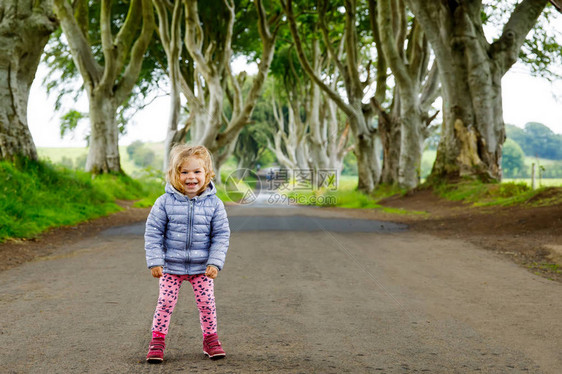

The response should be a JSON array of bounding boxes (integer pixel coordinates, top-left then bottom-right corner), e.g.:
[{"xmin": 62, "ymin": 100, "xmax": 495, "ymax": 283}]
[{"xmin": 179, "ymin": 157, "xmax": 207, "ymax": 198}]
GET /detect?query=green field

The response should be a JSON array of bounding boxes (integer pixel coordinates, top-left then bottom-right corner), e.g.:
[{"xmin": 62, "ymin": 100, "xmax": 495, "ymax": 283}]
[
  {"xmin": 503, "ymin": 178, "xmax": 562, "ymax": 187},
  {"xmin": 37, "ymin": 145, "xmax": 162, "ymax": 176}
]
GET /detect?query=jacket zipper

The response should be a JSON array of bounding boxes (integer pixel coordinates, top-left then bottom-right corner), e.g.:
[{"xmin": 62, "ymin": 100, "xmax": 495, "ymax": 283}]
[{"xmin": 186, "ymin": 199, "xmax": 195, "ymax": 261}]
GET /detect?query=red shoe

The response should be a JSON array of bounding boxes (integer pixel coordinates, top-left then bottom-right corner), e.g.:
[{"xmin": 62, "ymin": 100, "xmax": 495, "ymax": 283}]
[
  {"xmin": 146, "ymin": 336, "xmax": 165, "ymax": 363},
  {"xmin": 203, "ymin": 333, "xmax": 226, "ymax": 359}
]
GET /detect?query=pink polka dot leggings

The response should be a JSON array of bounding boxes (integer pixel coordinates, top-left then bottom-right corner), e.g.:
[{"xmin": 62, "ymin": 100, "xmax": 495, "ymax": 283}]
[{"xmin": 152, "ymin": 273, "xmax": 217, "ymax": 337}]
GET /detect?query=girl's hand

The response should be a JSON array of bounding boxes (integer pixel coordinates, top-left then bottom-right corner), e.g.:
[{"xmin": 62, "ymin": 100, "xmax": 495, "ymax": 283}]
[
  {"xmin": 151, "ymin": 266, "xmax": 163, "ymax": 278},
  {"xmin": 205, "ymin": 265, "xmax": 218, "ymax": 279}
]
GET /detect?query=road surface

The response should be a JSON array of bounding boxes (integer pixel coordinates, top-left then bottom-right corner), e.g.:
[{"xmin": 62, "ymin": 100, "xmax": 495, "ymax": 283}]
[{"xmin": 1, "ymin": 205, "xmax": 561, "ymax": 373}]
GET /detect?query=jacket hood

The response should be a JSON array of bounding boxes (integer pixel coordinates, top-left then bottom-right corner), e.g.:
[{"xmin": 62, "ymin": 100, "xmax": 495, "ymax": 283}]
[{"xmin": 165, "ymin": 181, "xmax": 217, "ymax": 201}]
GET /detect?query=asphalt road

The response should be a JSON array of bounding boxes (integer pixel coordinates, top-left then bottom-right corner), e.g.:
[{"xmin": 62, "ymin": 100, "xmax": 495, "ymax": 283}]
[{"xmin": 1, "ymin": 206, "xmax": 561, "ymax": 373}]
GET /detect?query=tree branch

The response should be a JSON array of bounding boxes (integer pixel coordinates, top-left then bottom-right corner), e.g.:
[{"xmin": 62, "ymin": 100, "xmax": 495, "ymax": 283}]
[
  {"xmin": 281, "ymin": 0, "xmax": 356, "ymax": 119},
  {"xmin": 115, "ymin": 0, "xmax": 155, "ymax": 103},
  {"xmin": 114, "ymin": 0, "xmax": 143, "ymax": 73},
  {"xmin": 490, "ymin": 0, "xmax": 548, "ymax": 75},
  {"xmin": 216, "ymin": 0, "xmax": 278, "ymax": 147},
  {"xmin": 53, "ymin": 0, "xmax": 102, "ymax": 91},
  {"xmin": 183, "ymin": 0, "xmax": 213, "ymax": 80},
  {"xmin": 377, "ymin": 0, "xmax": 415, "ymax": 97},
  {"xmin": 367, "ymin": 0, "xmax": 388, "ymax": 104},
  {"xmin": 100, "ymin": 0, "xmax": 117, "ymax": 88}
]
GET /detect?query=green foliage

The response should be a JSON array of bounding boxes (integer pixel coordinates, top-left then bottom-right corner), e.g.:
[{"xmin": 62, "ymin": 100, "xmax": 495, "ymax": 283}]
[
  {"xmin": 285, "ymin": 175, "xmax": 421, "ymax": 214},
  {"xmin": 60, "ymin": 109, "xmax": 87, "ymax": 138},
  {"xmin": 126, "ymin": 140, "xmax": 144, "ymax": 159},
  {"xmin": 502, "ymin": 138, "xmax": 527, "ymax": 177},
  {"xmin": 506, "ymin": 123, "xmax": 562, "ymax": 160},
  {"xmin": 518, "ymin": 5, "xmax": 562, "ymax": 80}
]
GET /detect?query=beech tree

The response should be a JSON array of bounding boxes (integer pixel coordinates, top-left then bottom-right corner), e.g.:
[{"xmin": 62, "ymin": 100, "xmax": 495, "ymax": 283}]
[
  {"xmin": 0, "ymin": 0, "xmax": 57, "ymax": 161},
  {"xmin": 283, "ymin": 0, "xmax": 381, "ymax": 193},
  {"xmin": 405, "ymin": 0, "xmax": 549, "ymax": 183},
  {"xmin": 268, "ymin": 42, "xmax": 351, "ymax": 181},
  {"xmin": 376, "ymin": 0, "xmax": 440, "ymax": 188},
  {"xmin": 53, "ymin": 0, "xmax": 154, "ymax": 174},
  {"xmin": 169, "ymin": 0, "xmax": 280, "ymax": 181}
]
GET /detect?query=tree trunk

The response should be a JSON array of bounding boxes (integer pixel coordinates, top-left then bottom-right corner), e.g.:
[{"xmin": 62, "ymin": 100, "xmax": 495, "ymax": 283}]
[
  {"xmin": 430, "ymin": 64, "xmax": 504, "ymax": 182},
  {"xmin": 54, "ymin": 0, "xmax": 154, "ymax": 174},
  {"xmin": 86, "ymin": 93, "xmax": 121, "ymax": 173},
  {"xmin": 378, "ymin": 111, "xmax": 401, "ymax": 185},
  {"xmin": 352, "ymin": 113, "xmax": 380, "ymax": 193},
  {"xmin": 398, "ymin": 101, "xmax": 424, "ymax": 187},
  {"xmin": 405, "ymin": 0, "xmax": 547, "ymax": 183},
  {"xmin": 0, "ymin": 0, "xmax": 57, "ymax": 160}
]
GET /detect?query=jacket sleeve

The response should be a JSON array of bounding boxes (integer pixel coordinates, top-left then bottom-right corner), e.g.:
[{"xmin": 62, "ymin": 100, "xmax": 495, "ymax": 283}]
[
  {"xmin": 206, "ymin": 199, "xmax": 230, "ymax": 270},
  {"xmin": 145, "ymin": 195, "xmax": 168, "ymax": 269}
]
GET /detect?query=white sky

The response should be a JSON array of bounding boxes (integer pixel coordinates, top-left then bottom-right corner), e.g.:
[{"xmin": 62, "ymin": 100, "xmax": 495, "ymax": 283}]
[{"xmin": 28, "ymin": 18, "xmax": 562, "ymax": 148}]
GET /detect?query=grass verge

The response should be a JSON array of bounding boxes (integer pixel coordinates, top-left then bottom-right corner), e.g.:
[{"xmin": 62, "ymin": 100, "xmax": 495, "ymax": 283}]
[
  {"xmin": 432, "ymin": 179, "xmax": 562, "ymax": 207},
  {"xmin": 0, "ymin": 158, "xmax": 152, "ymax": 243}
]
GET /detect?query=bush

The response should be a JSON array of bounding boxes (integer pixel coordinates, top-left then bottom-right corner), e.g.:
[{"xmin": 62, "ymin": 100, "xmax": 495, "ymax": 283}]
[{"xmin": 502, "ymin": 138, "xmax": 527, "ymax": 178}]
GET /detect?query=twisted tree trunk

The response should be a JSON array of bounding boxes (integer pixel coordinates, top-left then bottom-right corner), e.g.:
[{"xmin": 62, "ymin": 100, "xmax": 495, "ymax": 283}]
[
  {"xmin": 405, "ymin": 0, "xmax": 547, "ymax": 183},
  {"xmin": 0, "ymin": 0, "xmax": 57, "ymax": 161}
]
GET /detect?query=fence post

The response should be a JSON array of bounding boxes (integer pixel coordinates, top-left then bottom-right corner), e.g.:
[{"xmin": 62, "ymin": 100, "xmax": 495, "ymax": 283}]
[{"xmin": 531, "ymin": 163, "xmax": 535, "ymax": 190}]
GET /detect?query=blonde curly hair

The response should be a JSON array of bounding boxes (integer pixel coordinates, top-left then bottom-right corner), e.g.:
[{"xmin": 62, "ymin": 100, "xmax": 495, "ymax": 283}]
[{"xmin": 167, "ymin": 144, "xmax": 215, "ymax": 195}]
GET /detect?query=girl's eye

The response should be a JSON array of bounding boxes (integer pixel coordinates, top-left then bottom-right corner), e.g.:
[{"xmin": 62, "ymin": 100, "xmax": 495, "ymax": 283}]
[{"xmin": 195, "ymin": 171, "xmax": 201, "ymax": 174}]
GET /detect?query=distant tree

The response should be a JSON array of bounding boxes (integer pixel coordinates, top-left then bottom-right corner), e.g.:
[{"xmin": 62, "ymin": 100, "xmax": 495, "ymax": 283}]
[
  {"xmin": 127, "ymin": 140, "xmax": 144, "ymax": 159},
  {"xmin": 524, "ymin": 122, "xmax": 562, "ymax": 159},
  {"xmin": 502, "ymin": 138, "xmax": 527, "ymax": 178},
  {"xmin": 59, "ymin": 156, "xmax": 74, "ymax": 170},
  {"xmin": 505, "ymin": 124, "xmax": 528, "ymax": 152},
  {"xmin": 75, "ymin": 154, "xmax": 87, "ymax": 170},
  {"xmin": 283, "ymin": 0, "xmax": 380, "ymax": 193},
  {"xmin": 342, "ymin": 152, "xmax": 358, "ymax": 176},
  {"xmin": 133, "ymin": 147, "xmax": 156, "ymax": 168},
  {"xmin": 506, "ymin": 122, "xmax": 562, "ymax": 160}
]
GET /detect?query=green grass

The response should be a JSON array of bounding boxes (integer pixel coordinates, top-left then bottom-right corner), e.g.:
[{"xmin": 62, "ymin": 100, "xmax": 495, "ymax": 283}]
[
  {"xmin": 432, "ymin": 179, "xmax": 562, "ymax": 207},
  {"xmin": 281, "ymin": 175, "xmax": 423, "ymax": 215},
  {"xmin": 502, "ymin": 178, "xmax": 562, "ymax": 187},
  {"xmin": 0, "ymin": 158, "xmax": 155, "ymax": 243}
]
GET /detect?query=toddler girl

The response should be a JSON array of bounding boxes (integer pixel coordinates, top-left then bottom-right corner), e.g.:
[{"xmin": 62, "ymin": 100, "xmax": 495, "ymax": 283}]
[{"xmin": 144, "ymin": 144, "xmax": 230, "ymax": 363}]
